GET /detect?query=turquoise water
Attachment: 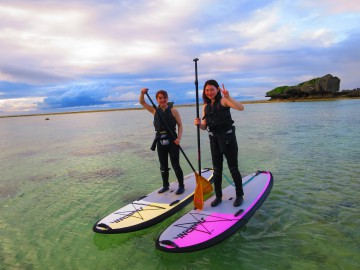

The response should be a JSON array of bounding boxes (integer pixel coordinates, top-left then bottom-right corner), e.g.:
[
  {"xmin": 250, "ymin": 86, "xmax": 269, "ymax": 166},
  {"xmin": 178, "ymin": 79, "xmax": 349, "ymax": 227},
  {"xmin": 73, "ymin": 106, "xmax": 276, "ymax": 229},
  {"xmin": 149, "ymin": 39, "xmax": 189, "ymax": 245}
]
[{"xmin": 0, "ymin": 100, "xmax": 359, "ymax": 270}]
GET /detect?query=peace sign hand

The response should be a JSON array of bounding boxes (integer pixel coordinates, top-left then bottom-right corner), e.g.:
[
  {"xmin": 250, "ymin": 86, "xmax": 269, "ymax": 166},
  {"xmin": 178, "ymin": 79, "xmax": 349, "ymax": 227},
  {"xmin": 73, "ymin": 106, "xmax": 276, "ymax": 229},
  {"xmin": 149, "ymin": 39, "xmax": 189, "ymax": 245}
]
[{"xmin": 219, "ymin": 84, "xmax": 230, "ymax": 98}]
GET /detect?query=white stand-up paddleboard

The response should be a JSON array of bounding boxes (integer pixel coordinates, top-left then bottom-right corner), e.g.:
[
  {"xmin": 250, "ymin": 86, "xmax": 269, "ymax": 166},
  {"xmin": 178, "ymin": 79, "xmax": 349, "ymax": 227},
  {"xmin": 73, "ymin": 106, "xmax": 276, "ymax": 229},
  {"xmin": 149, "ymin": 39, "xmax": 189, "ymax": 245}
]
[
  {"xmin": 93, "ymin": 168, "xmax": 213, "ymax": 234},
  {"xmin": 156, "ymin": 170, "xmax": 273, "ymax": 252}
]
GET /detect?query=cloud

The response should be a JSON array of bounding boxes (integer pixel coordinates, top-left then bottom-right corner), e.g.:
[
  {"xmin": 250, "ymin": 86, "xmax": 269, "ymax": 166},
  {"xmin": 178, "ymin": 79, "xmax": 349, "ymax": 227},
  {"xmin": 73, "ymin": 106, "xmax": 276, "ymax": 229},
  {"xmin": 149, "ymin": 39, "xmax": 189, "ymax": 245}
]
[
  {"xmin": 0, "ymin": 0, "xmax": 210, "ymax": 87},
  {"xmin": 1, "ymin": 0, "xmax": 360, "ymax": 115},
  {"xmin": 298, "ymin": 0, "xmax": 360, "ymax": 14},
  {"xmin": 103, "ymin": 91, "xmax": 139, "ymax": 102},
  {"xmin": 0, "ymin": 65, "xmax": 72, "ymax": 85},
  {"xmin": 0, "ymin": 97, "xmax": 44, "ymax": 114},
  {"xmin": 38, "ymin": 82, "xmax": 111, "ymax": 109},
  {"xmin": 223, "ymin": 3, "xmax": 347, "ymax": 51}
]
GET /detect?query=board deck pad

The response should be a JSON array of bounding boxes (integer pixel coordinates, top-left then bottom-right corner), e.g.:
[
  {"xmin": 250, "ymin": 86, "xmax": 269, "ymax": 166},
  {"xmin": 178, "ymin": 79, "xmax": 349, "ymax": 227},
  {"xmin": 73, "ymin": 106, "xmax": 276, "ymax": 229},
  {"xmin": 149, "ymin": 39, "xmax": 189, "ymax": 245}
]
[
  {"xmin": 156, "ymin": 171, "xmax": 273, "ymax": 252},
  {"xmin": 93, "ymin": 168, "xmax": 213, "ymax": 234}
]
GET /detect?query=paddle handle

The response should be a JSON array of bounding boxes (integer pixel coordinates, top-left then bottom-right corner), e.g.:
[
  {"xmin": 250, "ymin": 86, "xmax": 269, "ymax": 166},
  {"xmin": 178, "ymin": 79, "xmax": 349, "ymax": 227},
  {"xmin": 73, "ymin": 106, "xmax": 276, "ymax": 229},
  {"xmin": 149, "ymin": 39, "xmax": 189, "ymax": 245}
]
[{"xmin": 193, "ymin": 58, "xmax": 201, "ymax": 177}]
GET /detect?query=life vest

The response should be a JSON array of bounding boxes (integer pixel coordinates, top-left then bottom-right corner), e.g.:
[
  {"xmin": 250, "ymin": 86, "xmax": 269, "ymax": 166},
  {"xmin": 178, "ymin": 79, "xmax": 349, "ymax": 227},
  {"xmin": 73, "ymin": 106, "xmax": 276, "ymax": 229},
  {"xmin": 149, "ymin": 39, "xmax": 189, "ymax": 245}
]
[
  {"xmin": 153, "ymin": 104, "xmax": 177, "ymax": 133},
  {"xmin": 204, "ymin": 100, "xmax": 234, "ymax": 131}
]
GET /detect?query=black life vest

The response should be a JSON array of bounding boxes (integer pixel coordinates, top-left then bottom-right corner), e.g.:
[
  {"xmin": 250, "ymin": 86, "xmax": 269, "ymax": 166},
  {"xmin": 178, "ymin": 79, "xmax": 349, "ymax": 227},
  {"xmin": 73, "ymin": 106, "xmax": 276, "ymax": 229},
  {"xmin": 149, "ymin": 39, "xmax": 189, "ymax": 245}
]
[
  {"xmin": 205, "ymin": 100, "xmax": 234, "ymax": 131},
  {"xmin": 153, "ymin": 104, "xmax": 177, "ymax": 133}
]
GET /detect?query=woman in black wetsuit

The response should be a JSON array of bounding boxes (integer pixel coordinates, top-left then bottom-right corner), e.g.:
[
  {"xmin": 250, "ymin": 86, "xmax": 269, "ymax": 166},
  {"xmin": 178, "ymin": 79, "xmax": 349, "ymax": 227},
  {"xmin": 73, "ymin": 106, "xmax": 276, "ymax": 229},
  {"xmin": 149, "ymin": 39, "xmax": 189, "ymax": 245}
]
[
  {"xmin": 139, "ymin": 88, "xmax": 185, "ymax": 195},
  {"xmin": 194, "ymin": 80, "xmax": 245, "ymax": 207}
]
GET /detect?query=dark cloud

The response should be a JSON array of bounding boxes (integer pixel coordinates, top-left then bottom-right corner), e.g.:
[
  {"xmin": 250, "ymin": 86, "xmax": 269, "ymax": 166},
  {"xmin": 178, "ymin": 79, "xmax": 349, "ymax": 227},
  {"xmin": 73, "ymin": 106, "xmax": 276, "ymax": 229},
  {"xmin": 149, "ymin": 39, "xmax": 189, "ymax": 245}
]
[
  {"xmin": 38, "ymin": 84, "xmax": 112, "ymax": 109},
  {"xmin": 41, "ymin": 94, "xmax": 106, "ymax": 108}
]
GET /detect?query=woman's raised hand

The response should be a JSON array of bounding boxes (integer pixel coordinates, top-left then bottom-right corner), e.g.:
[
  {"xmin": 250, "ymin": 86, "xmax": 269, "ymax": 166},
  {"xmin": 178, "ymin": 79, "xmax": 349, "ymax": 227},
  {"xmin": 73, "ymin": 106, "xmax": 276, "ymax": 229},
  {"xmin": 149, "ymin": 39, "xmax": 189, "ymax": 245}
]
[{"xmin": 219, "ymin": 84, "xmax": 230, "ymax": 98}]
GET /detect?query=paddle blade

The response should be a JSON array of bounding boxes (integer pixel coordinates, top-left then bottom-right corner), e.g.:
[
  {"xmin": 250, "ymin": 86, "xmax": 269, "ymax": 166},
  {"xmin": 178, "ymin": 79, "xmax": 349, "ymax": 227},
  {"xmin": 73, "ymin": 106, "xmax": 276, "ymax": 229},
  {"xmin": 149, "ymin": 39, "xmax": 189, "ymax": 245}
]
[
  {"xmin": 199, "ymin": 174, "xmax": 213, "ymax": 195},
  {"xmin": 194, "ymin": 174, "xmax": 204, "ymax": 210},
  {"xmin": 193, "ymin": 173, "xmax": 213, "ymax": 210}
]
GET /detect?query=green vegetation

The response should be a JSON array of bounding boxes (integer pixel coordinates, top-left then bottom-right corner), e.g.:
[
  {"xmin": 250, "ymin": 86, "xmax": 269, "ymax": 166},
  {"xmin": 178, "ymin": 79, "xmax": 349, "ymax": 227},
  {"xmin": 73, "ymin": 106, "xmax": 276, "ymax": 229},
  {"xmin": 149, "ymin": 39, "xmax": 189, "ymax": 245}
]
[
  {"xmin": 298, "ymin": 78, "xmax": 318, "ymax": 86},
  {"xmin": 266, "ymin": 85, "xmax": 289, "ymax": 96},
  {"xmin": 265, "ymin": 74, "xmax": 360, "ymax": 99}
]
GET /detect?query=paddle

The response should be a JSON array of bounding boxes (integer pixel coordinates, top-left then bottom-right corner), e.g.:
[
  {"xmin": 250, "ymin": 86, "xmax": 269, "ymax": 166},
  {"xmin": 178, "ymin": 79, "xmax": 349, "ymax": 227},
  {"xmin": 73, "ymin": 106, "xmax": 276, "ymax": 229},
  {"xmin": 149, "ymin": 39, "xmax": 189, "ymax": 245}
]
[
  {"xmin": 144, "ymin": 92, "xmax": 212, "ymax": 197},
  {"xmin": 193, "ymin": 58, "xmax": 211, "ymax": 210}
]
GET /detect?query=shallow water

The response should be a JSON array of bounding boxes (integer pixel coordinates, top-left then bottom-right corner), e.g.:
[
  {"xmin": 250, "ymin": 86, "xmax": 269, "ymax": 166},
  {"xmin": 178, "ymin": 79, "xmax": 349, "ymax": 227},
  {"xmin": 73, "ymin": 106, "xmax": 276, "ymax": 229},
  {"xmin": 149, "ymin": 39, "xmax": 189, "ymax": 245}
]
[{"xmin": 0, "ymin": 100, "xmax": 359, "ymax": 269}]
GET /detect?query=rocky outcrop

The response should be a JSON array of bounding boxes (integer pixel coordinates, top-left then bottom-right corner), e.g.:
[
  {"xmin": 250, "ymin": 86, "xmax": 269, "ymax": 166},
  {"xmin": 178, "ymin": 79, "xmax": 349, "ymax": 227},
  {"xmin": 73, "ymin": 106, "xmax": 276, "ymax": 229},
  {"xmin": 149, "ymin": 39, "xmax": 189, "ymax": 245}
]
[
  {"xmin": 337, "ymin": 88, "xmax": 360, "ymax": 97},
  {"xmin": 266, "ymin": 74, "xmax": 342, "ymax": 99}
]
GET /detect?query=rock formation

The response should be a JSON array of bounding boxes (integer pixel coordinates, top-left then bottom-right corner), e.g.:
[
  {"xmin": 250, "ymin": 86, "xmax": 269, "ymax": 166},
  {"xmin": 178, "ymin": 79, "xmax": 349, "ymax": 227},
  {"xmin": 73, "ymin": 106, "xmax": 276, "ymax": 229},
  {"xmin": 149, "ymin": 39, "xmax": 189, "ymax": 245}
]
[{"xmin": 265, "ymin": 74, "xmax": 349, "ymax": 99}]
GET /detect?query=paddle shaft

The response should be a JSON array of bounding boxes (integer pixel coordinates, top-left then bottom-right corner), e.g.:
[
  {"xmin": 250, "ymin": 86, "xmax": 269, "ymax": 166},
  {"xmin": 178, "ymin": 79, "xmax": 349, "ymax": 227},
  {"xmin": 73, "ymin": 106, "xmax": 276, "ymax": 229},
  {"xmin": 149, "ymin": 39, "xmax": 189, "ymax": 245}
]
[
  {"xmin": 145, "ymin": 92, "xmax": 197, "ymax": 173},
  {"xmin": 193, "ymin": 58, "xmax": 201, "ymax": 177}
]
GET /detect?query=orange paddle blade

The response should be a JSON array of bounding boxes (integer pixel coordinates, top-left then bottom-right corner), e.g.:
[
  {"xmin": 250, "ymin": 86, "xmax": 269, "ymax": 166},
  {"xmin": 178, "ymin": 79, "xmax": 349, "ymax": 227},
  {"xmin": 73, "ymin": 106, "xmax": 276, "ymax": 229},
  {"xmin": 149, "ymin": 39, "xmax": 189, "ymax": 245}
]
[
  {"xmin": 193, "ymin": 173, "xmax": 213, "ymax": 210},
  {"xmin": 194, "ymin": 174, "xmax": 204, "ymax": 210},
  {"xmin": 199, "ymin": 174, "xmax": 213, "ymax": 194}
]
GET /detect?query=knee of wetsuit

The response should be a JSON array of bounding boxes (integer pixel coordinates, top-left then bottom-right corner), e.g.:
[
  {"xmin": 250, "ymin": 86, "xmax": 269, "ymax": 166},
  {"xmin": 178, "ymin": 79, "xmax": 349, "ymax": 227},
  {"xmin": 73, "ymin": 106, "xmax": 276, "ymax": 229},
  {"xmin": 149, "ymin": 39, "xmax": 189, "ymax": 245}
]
[
  {"xmin": 213, "ymin": 166, "xmax": 223, "ymax": 175},
  {"xmin": 229, "ymin": 166, "xmax": 240, "ymax": 175},
  {"xmin": 160, "ymin": 168, "xmax": 170, "ymax": 174},
  {"xmin": 171, "ymin": 163, "xmax": 181, "ymax": 171}
]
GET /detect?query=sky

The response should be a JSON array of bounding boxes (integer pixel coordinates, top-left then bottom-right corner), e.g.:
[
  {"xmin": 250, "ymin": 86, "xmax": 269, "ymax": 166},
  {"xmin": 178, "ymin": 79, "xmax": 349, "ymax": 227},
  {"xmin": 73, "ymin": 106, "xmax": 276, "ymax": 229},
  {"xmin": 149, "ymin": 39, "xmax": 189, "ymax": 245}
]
[{"xmin": 0, "ymin": 0, "xmax": 360, "ymax": 115}]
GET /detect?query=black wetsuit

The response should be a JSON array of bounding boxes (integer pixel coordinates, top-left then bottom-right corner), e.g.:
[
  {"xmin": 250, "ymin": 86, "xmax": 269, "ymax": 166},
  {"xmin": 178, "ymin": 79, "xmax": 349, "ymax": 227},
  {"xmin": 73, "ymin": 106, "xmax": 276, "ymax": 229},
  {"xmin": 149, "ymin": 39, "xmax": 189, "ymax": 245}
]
[
  {"xmin": 152, "ymin": 106, "xmax": 184, "ymax": 188},
  {"xmin": 204, "ymin": 100, "xmax": 244, "ymax": 198}
]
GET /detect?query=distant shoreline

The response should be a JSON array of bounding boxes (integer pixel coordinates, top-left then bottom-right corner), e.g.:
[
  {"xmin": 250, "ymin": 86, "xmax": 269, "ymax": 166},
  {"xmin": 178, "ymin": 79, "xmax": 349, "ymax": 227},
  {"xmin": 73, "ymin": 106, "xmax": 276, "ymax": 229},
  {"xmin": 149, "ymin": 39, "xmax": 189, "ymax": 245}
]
[{"xmin": 1, "ymin": 96, "xmax": 359, "ymax": 119}]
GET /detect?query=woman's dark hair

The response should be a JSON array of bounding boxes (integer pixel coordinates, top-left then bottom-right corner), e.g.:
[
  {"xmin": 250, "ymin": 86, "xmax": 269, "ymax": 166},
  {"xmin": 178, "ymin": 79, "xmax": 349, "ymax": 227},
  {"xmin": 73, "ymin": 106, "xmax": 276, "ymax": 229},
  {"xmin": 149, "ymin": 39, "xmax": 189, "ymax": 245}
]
[
  {"xmin": 156, "ymin": 90, "xmax": 168, "ymax": 99},
  {"xmin": 202, "ymin": 79, "xmax": 222, "ymax": 103}
]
